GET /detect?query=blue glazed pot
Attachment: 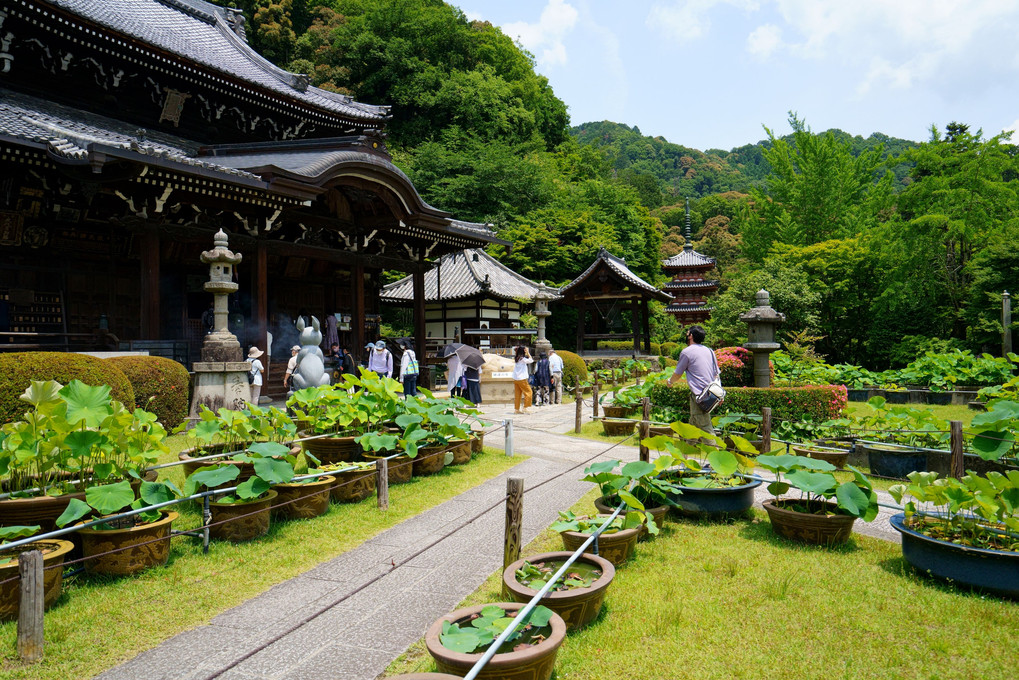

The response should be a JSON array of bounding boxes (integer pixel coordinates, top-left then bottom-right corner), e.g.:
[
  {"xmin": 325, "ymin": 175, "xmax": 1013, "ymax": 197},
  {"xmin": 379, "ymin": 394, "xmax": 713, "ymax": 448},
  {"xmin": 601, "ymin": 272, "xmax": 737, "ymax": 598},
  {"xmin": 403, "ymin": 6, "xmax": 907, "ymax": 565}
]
[
  {"xmin": 665, "ymin": 475, "xmax": 761, "ymax": 518},
  {"xmin": 864, "ymin": 444, "xmax": 926, "ymax": 479},
  {"xmin": 890, "ymin": 513, "xmax": 1019, "ymax": 598}
]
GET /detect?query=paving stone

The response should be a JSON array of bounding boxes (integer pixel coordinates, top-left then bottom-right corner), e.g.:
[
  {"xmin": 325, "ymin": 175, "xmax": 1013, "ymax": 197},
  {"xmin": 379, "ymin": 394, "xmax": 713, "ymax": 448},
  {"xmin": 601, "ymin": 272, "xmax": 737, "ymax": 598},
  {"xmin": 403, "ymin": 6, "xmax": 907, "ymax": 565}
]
[
  {"xmin": 274, "ymin": 643, "xmax": 394, "ymax": 680},
  {"xmin": 96, "ymin": 625, "xmax": 252, "ymax": 680},
  {"xmin": 211, "ymin": 577, "xmax": 343, "ymax": 631}
]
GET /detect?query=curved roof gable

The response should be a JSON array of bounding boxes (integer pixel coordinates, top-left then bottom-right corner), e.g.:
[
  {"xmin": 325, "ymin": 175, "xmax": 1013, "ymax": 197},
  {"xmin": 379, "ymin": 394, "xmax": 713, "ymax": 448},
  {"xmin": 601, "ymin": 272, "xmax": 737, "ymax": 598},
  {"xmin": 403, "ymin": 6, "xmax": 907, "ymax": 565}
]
[
  {"xmin": 381, "ymin": 249, "xmax": 552, "ymax": 303},
  {"xmin": 560, "ymin": 248, "xmax": 670, "ymax": 302},
  {"xmin": 46, "ymin": 0, "xmax": 389, "ymax": 125}
]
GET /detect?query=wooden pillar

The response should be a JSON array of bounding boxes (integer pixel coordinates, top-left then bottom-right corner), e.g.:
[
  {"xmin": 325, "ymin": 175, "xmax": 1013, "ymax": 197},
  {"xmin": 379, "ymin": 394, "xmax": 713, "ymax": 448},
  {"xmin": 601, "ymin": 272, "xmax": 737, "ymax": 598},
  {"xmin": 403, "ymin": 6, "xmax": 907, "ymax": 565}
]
[
  {"xmin": 17, "ymin": 550, "xmax": 43, "ymax": 663},
  {"xmin": 413, "ymin": 266, "xmax": 426, "ymax": 384},
  {"xmin": 639, "ymin": 397, "xmax": 651, "ymax": 463},
  {"xmin": 642, "ymin": 298, "xmax": 652, "ymax": 354},
  {"xmin": 353, "ymin": 261, "xmax": 365, "ymax": 362},
  {"xmin": 503, "ymin": 478, "xmax": 523, "ymax": 571},
  {"xmin": 631, "ymin": 297, "xmax": 641, "ymax": 354},
  {"xmin": 576, "ymin": 298, "xmax": 585, "ymax": 355},
  {"xmin": 950, "ymin": 421, "xmax": 964, "ymax": 479},
  {"xmin": 139, "ymin": 231, "xmax": 160, "ymax": 339},
  {"xmin": 254, "ymin": 243, "xmax": 268, "ymax": 353},
  {"xmin": 761, "ymin": 407, "xmax": 772, "ymax": 454}
]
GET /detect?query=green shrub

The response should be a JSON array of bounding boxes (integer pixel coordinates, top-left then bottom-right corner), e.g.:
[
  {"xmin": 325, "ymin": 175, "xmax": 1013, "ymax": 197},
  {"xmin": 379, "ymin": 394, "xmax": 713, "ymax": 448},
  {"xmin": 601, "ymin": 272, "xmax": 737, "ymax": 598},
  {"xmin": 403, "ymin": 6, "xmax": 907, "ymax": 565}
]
[
  {"xmin": 594, "ymin": 340, "xmax": 663, "ymax": 355},
  {"xmin": 661, "ymin": 342, "xmax": 679, "ymax": 358},
  {"xmin": 649, "ymin": 382, "xmax": 847, "ymax": 422},
  {"xmin": 107, "ymin": 356, "xmax": 191, "ymax": 430},
  {"xmin": 556, "ymin": 350, "xmax": 588, "ymax": 387},
  {"xmin": 0, "ymin": 352, "xmax": 134, "ymax": 424}
]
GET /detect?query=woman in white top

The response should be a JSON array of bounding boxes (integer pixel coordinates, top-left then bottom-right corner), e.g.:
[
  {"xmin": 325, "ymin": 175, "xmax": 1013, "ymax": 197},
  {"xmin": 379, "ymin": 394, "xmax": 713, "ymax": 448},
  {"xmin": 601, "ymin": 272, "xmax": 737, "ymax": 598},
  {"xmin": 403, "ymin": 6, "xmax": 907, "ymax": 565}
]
[
  {"xmin": 512, "ymin": 345, "xmax": 534, "ymax": 414},
  {"xmin": 247, "ymin": 346, "xmax": 264, "ymax": 404},
  {"xmin": 398, "ymin": 340, "xmax": 419, "ymax": 398}
]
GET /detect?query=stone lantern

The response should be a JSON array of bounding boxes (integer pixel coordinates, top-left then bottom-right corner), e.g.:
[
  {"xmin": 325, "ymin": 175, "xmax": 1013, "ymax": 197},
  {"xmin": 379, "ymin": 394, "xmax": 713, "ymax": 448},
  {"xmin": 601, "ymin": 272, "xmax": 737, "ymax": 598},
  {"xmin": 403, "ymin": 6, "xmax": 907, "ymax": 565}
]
[
  {"xmin": 190, "ymin": 229, "xmax": 251, "ymax": 415},
  {"xmin": 533, "ymin": 283, "xmax": 553, "ymax": 357},
  {"xmin": 739, "ymin": 289, "xmax": 785, "ymax": 388}
]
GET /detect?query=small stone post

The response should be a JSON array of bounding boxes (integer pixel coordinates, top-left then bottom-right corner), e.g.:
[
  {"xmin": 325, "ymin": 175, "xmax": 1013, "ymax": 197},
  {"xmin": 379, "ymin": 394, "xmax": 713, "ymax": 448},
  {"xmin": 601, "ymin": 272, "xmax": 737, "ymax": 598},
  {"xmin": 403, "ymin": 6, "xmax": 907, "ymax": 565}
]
[
  {"xmin": 1003, "ymin": 291, "xmax": 1012, "ymax": 356},
  {"xmin": 17, "ymin": 550, "xmax": 43, "ymax": 663},
  {"xmin": 574, "ymin": 386, "xmax": 582, "ymax": 433},
  {"xmin": 375, "ymin": 458, "xmax": 389, "ymax": 510},
  {"xmin": 761, "ymin": 407, "xmax": 772, "ymax": 454},
  {"xmin": 739, "ymin": 289, "xmax": 786, "ymax": 388},
  {"xmin": 592, "ymin": 380, "xmax": 599, "ymax": 419}
]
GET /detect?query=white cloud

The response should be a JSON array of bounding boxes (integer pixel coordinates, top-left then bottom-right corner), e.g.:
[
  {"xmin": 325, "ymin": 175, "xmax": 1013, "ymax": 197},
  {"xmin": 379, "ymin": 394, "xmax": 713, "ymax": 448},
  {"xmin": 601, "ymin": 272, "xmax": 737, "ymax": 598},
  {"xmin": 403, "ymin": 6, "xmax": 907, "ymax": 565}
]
[
  {"xmin": 503, "ymin": 0, "xmax": 579, "ymax": 67},
  {"xmin": 746, "ymin": 23, "xmax": 782, "ymax": 58},
  {"xmin": 1004, "ymin": 120, "xmax": 1019, "ymax": 141},
  {"xmin": 648, "ymin": 0, "xmax": 759, "ymax": 41}
]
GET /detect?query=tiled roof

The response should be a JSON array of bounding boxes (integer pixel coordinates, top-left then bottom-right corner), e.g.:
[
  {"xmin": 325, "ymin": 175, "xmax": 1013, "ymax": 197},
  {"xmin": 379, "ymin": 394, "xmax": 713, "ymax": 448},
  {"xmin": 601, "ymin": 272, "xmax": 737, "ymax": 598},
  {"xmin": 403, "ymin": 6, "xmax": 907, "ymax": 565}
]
[
  {"xmin": 0, "ymin": 87, "xmax": 258, "ymax": 180},
  {"xmin": 381, "ymin": 249, "xmax": 553, "ymax": 302},
  {"xmin": 46, "ymin": 0, "xmax": 388, "ymax": 123},
  {"xmin": 560, "ymin": 247, "xmax": 670, "ymax": 301},
  {"xmin": 663, "ymin": 279, "xmax": 720, "ymax": 291},
  {"xmin": 662, "ymin": 247, "xmax": 716, "ymax": 268}
]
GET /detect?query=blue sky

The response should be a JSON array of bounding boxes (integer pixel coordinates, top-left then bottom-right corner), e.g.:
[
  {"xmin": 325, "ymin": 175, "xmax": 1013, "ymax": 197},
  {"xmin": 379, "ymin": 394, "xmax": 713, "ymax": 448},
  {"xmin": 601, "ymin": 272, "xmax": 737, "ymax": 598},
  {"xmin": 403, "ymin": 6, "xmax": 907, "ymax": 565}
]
[{"xmin": 453, "ymin": 0, "xmax": 1019, "ymax": 151}]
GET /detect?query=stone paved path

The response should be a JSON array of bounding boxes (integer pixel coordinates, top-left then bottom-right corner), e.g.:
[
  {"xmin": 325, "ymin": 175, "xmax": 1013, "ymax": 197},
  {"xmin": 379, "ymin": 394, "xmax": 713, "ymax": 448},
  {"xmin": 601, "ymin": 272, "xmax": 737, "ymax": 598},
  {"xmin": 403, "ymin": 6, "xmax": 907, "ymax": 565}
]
[{"xmin": 98, "ymin": 400, "xmax": 901, "ymax": 680}]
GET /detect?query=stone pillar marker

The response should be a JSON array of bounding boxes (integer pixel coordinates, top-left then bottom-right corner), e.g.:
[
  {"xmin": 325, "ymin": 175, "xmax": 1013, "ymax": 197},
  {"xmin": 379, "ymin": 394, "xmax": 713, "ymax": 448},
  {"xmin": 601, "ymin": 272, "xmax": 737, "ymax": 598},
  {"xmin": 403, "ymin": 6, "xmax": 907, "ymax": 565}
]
[
  {"xmin": 533, "ymin": 284, "xmax": 553, "ymax": 357},
  {"xmin": 190, "ymin": 229, "xmax": 251, "ymax": 416},
  {"xmin": 1003, "ymin": 290, "xmax": 1012, "ymax": 356},
  {"xmin": 739, "ymin": 289, "xmax": 785, "ymax": 388}
]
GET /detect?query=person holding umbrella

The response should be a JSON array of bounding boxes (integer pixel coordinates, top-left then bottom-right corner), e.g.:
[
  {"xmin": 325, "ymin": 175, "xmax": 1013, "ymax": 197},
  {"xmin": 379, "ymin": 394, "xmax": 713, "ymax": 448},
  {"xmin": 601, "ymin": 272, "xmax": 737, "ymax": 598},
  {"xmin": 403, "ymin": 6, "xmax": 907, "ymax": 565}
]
[{"xmin": 512, "ymin": 345, "xmax": 533, "ymax": 414}]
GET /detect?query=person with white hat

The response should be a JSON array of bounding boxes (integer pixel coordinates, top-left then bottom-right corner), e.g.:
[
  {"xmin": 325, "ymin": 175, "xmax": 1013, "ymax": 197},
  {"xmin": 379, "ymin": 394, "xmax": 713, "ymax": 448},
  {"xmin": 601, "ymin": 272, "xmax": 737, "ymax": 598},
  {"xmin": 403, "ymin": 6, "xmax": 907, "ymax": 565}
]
[
  {"xmin": 247, "ymin": 346, "xmax": 265, "ymax": 403},
  {"xmin": 367, "ymin": 340, "xmax": 394, "ymax": 378},
  {"xmin": 283, "ymin": 344, "xmax": 300, "ymax": 391}
]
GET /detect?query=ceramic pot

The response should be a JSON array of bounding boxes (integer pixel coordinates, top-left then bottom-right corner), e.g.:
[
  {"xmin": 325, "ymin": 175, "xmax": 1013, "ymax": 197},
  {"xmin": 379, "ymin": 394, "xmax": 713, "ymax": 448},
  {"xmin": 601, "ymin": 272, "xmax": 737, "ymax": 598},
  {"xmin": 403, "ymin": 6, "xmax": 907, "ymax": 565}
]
[
  {"xmin": 328, "ymin": 467, "xmax": 376, "ymax": 503},
  {"xmin": 209, "ymin": 490, "xmax": 277, "ymax": 542},
  {"xmin": 664, "ymin": 474, "xmax": 761, "ymax": 518},
  {"xmin": 593, "ymin": 495, "xmax": 667, "ymax": 541},
  {"xmin": 77, "ymin": 511, "xmax": 178, "ymax": 576},
  {"xmin": 412, "ymin": 445, "xmax": 448, "ymax": 476},
  {"xmin": 300, "ymin": 431, "xmax": 361, "ymax": 464},
  {"xmin": 447, "ymin": 439, "xmax": 472, "ymax": 466},
  {"xmin": 763, "ymin": 499, "xmax": 857, "ymax": 545},
  {"xmin": 502, "ymin": 551, "xmax": 615, "ymax": 631},
  {"xmin": 792, "ymin": 446, "xmax": 850, "ymax": 469},
  {"xmin": 0, "ymin": 539, "xmax": 74, "ymax": 619},
  {"xmin": 362, "ymin": 454, "xmax": 414, "ymax": 485},
  {"xmin": 600, "ymin": 419, "xmax": 636, "ymax": 437},
  {"xmin": 559, "ymin": 516, "xmax": 640, "ymax": 567},
  {"xmin": 272, "ymin": 476, "xmax": 334, "ymax": 519}
]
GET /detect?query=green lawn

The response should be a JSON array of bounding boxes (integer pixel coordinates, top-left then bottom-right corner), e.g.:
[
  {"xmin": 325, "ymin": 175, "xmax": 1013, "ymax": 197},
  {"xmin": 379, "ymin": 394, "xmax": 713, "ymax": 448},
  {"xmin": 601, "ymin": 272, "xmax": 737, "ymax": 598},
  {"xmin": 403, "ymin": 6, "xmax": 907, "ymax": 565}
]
[
  {"xmin": 844, "ymin": 400, "xmax": 979, "ymax": 426},
  {"xmin": 0, "ymin": 448, "xmax": 525, "ymax": 680},
  {"xmin": 387, "ymin": 488, "xmax": 1018, "ymax": 680},
  {"xmin": 563, "ymin": 419, "xmax": 638, "ymax": 446}
]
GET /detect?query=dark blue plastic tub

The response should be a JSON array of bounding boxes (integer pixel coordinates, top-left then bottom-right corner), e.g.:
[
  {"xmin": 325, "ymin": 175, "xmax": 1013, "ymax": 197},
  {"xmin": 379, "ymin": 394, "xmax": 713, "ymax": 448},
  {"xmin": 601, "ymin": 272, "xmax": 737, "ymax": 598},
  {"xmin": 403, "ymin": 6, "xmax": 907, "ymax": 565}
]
[
  {"xmin": 665, "ymin": 475, "xmax": 761, "ymax": 518},
  {"xmin": 890, "ymin": 513, "xmax": 1019, "ymax": 599},
  {"xmin": 865, "ymin": 445, "xmax": 926, "ymax": 479}
]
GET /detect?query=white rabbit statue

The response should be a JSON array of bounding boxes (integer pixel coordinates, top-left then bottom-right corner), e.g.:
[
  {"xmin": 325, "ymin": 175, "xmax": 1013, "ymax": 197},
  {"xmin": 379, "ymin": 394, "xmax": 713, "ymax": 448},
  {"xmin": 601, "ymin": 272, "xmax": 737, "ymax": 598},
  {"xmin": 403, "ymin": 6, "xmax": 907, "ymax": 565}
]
[{"xmin": 292, "ymin": 316, "xmax": 331, "ymax": 389}]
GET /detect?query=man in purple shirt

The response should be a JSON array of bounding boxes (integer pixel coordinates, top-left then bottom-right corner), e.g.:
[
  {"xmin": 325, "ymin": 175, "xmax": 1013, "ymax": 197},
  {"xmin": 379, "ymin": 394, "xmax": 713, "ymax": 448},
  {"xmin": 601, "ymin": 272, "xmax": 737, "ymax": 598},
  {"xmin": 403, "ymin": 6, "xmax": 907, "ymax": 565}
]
[{"xmin": 667, "ymin": 325, "xmax": 719, "ymax": 434}]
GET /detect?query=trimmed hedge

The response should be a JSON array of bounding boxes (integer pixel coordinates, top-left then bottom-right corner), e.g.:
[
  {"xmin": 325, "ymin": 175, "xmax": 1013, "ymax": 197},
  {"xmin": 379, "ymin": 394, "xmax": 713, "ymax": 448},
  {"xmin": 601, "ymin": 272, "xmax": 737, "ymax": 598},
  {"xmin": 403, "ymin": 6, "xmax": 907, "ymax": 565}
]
[
  {"xmin": 107, "ymin": 356, "xmax": 191, "ymax": 430},
  {"xmin": 596, "ymin": 340, "xmax": 666, "ymax": 355},
  {"xmin": 556, "ymin": 349, "xmax": 588, "ymax": 387},
  {"xmin": 0, "ymin": 352, "xmax": 135, "ymax": 424},
  {"xmin": 649, "ymin": 382, "xmax": 848, "ymax": 422}
]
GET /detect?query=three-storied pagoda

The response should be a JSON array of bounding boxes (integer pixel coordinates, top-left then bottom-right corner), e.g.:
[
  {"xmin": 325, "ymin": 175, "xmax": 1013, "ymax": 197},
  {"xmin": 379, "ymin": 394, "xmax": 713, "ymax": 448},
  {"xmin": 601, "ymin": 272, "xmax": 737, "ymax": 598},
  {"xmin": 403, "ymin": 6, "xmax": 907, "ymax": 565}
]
[
  {"xmin": 0, "ymin": 0, "xmax": 503, "ymax": 369},
  {"xmin": 661, "ymin": 200, "xmax": 718, "ymax": 325}
]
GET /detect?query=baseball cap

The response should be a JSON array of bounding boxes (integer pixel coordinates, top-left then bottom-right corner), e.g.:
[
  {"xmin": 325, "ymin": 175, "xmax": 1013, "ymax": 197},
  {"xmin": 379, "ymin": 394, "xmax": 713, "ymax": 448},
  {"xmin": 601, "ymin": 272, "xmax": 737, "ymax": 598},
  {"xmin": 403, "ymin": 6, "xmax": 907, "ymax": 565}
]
[
  {"xmin": 374, "ymin": 340, "xmax": 386, "ymax": 350},
  {"xmin": 291, "ymin": 345, "xmax": 300, "ymax": 352}
]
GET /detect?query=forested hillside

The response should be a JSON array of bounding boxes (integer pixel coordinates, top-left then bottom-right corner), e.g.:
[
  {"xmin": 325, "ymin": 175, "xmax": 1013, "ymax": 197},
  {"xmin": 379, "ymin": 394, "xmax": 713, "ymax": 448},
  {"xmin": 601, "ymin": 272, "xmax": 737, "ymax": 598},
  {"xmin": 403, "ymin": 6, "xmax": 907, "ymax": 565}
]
[{"xmin": 210, "ymin": 0, "xmax": 1019, "ymax": 367}]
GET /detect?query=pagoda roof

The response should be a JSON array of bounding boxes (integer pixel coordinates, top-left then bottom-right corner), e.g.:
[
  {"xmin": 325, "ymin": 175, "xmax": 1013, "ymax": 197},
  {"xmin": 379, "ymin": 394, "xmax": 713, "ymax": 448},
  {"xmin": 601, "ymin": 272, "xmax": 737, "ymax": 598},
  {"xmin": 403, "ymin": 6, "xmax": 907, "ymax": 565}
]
[
  {"xmin": 43, "ymin": 0, "xmax": 389, "ymax": 126},
  {"xmin": 560, "ymin": 247, "xmax": 670, "ymax": 302},
  {"xmin": 662, "ymin": 247, "xmax": 716, "ymax": 268},
  {"xmin": 381, "ymin": 249, "xmax": 553, "ymax": 303},
  {"xmin": 663, "ymin": 279, "xmax": 720, "ymax": 291}
]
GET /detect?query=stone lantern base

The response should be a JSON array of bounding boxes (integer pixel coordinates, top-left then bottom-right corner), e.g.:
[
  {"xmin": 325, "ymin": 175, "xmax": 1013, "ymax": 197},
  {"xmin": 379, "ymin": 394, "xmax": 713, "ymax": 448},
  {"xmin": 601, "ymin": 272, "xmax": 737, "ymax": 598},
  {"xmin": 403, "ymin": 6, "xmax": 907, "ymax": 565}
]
[{"xmin": 190, "ymin": 361, "xmax": 251, "ymax": 416}]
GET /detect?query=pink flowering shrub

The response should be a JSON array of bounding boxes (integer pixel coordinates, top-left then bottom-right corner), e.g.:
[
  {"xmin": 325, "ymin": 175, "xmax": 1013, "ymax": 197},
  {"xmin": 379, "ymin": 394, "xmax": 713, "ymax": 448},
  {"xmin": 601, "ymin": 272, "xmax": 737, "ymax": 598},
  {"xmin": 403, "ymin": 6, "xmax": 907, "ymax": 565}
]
[{"xmin": 715, "ymin": 347, "xmax": 754, "ymax": 387}]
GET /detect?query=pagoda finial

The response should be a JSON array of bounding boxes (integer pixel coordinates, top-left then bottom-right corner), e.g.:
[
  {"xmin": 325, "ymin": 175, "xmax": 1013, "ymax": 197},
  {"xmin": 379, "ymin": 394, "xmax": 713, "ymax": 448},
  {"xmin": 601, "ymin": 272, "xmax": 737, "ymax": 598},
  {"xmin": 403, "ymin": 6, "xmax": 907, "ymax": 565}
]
[{"xmin": 683, "ymin": 197, "xmax": 693, "ymax": 251}]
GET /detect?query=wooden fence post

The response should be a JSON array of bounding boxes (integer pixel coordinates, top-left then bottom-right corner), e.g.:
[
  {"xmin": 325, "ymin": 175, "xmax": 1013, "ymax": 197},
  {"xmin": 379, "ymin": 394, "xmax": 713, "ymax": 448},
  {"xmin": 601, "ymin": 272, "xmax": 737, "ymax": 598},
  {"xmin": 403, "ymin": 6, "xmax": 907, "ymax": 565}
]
[
  {"xmin": 17, "ymin": 549, "xmax": 43, "ymax": 663},
  {"xmin": 574, "ymin": 386, "xmax": 583, "ymax": 434},
  {"xmin": 639, "ymin": 397, "xmax": 651, "ymax": 463},
  {"xmin": 592, "ymin": 379, "xmax": 600, "ymax": 419},
  {"xmin": 950, "ymin": 420, "xmax": 964, "ymax": 479},
  {"xmin": 761, "ymin": 407, "xmax": 772, "ymax": 454},
  {"xmin": 612, "ymin": 375, "xmax": 618, "ymax": 400},
  {"xmin": 503, "ymin": 478, "xmax": 523, "ymax": 571},
  {"xmin": 375, "ymin": 458, "xmax": 389, "ymax": 510}
]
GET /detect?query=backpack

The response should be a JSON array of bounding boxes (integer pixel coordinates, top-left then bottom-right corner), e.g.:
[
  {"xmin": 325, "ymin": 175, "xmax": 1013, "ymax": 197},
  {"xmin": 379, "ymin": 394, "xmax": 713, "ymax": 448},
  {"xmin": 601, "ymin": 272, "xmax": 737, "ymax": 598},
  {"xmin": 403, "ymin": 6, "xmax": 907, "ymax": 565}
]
[{"xmin": 247, "ymin": 359, "xmax": 256, "ymax": 384}]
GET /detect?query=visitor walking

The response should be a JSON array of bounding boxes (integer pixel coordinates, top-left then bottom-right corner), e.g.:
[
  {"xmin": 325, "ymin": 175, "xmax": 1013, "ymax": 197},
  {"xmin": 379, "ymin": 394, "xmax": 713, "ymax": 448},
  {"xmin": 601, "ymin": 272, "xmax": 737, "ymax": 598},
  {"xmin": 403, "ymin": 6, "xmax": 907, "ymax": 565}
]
[
  {"xmin": 340, "ymin": 346, "xmax": 357, "ymax": 377},
  {"xmin": 464, "ymin": 364, "xmax": 482, "ymax": 404},
  {"xmin": 666, "ymin": 325, "xmax": 719, "ymax": 434},
  {"xmin": 548, "ymin": 347, "xmax": 564, "ymax": 404},
  {"xmin": 283, "ymin": 345, "xmax": 299, "ymax": 391},
  {"xmin": 367, "ymin": 340, "xmax": 394, "ymax": 378},
  {"xmin": 247, "ymin": 346, "xmax": 264, "ymax": 404},
  {"xmin": 532, "ymin": 352, "xmax": 552, "ymax": 406},
  {"xmin": 512, "ymin": 345, "xmax": 533, "ymax": 414},
  {"xmin": 446, "ymin": 353, "xmax": 464, "ymax": 397},
  {"xmin": 398, "ymin": 340, "xmax": 419, "ymax": 398}
]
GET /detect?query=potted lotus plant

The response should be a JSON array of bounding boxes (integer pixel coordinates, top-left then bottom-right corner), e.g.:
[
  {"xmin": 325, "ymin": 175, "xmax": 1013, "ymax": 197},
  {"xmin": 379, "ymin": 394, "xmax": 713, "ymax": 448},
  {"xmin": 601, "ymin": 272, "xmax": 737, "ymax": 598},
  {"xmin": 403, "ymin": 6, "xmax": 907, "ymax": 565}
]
[
  {"xmin": 502, "ymin": 552, "xmax": 615, "ymax": 630},
  {"xmin": 424, "ymin": 603, "xmax": 566, "ymax": 680},
  {"xmin": 0, "ymin": 380, "xmax": 168, "ymax": 532},
  {"xmin": 755, "ymin": 454, "xmax": 879, "ymax": 545},
  {"xmin": 56, "ymin": 477, "xmax": 181, "ymax": 576},
  {"xmin": 584, "ymin": 457, "xmax": 682, "ymax": 540},
  {"xmin": 549, "ymin": 511, "xmax": 644, "ymax": 566},
  {"xmin": 643, "ymin": 421, "xmax": 762, "ymax": 518},
  {"xmin": 0, "ymin": 524, "xmax": 74, "ymax": 619}
]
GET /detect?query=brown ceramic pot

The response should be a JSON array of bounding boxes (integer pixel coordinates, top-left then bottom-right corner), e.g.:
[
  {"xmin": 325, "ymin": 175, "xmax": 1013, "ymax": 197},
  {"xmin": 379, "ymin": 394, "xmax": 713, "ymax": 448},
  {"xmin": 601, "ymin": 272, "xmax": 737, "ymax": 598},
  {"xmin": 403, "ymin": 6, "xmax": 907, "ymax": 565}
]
[
  {"xmin": 300, "ymin": 431, "xmax": 361, "ymax": 465},
  {"xmin": 470, "ymin": 431, "xmax": 485, "ymax": 454},
  {"xmin": 424, "ymin": 602, "xmax": 566, "ymax": 680},
  {"xmin": 502, "ymin": 551, "xmax": 615, "ymax": 631},
  {"xmin": 763, "ymin": 499, "xmax": 857, "ymax": 545},
  {"xmin": 792, "ymin": 445, "xmax": 850, "ymax": 469},
  {"xmin": 0, "ymin": 539, "xmax": 74, "ymax": 619},
  {"xmin": 559, "ymin": 516, "xmax": 640, "ymax": 567},
  {"xmin": 208, "ymin": 490, "xmax": 277, "ymax": 542},
  {"xmin": 328, "ymin": 466, "xmax": 376, "ymax": 503},
  {"xmin": 412, "ymin": 445, "xmax": 448, "ymax": 476},
  {"xmin": 179, "ymin": 443, "xmax": 256, "ymax": 482},
  {"xmin": 593, "ymin": 495, "xmax": 667, "ymax": 541},
  {"xmin": 447, "ymin": 439, "xmax": 472, "ymax": 466},
  {"xmin": 362, "ymin": 454, "xmax": 414, "ymax": 485},
  {"xmin": 272, "ymin": 476, "xmax": 334, "ymax": 520},
  {"xmin": 77, "ymin": 511, "xmax": 178, "ymax": 576},
  {"xmin": 600, "ymin": 419, "xmax": 636, "ymax": 437},
  {"xmin": 648, "ymin": 425, "xmax": 675, "ymax": 437},
  {"xmin": 601, "ymin": 405, "xmax": 632, "ymax": 419},
  {"xmin": 0, "ymin": 492, "xmax": 87, "ymax": 533}
]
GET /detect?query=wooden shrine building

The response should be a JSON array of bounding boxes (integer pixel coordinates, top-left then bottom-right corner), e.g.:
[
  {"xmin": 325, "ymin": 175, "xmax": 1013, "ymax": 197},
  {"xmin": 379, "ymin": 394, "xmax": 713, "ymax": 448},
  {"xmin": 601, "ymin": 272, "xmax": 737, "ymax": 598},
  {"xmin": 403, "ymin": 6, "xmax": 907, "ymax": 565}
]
[
  {"xmin": 661, "ymin": 202, "xmax": 718, "ymax": 324},
  {"xmin": 380, "ymin": 249, "xmax": 552, "ymax": 356},
  {"xmin": 559, "ymin": 247, "xmax": 669, "ymax": 356},
  {"xmin": 0, "ymin": 0, "xmax": 503, "ymax": 368}
]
